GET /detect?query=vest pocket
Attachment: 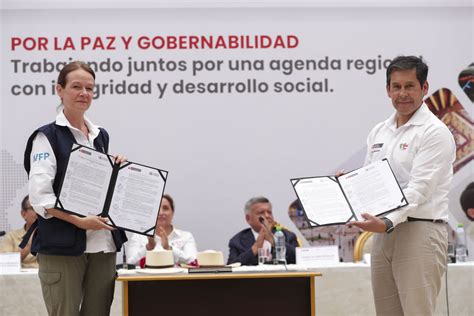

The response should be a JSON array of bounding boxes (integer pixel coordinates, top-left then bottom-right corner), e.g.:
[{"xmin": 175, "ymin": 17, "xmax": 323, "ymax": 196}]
[{"xmin": 38, "ymin": 217, "xmax": 81, "ymax": 247}]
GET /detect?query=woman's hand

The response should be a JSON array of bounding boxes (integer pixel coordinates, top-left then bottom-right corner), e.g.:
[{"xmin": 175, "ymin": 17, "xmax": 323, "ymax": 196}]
[
  {"xmin": 156, "ymin": 226, "xmax": 171, "ymax": 250},
  {"xmin": 45, "ymin": 209, "xmax": 113, "ymax": 231},
  {"xmin": 146, "ymin": 236, "xmax": 156, "ymax": 251},
  {"xmin": 76, "ymin": 216, "xmax": 113, "ymax": 230}
]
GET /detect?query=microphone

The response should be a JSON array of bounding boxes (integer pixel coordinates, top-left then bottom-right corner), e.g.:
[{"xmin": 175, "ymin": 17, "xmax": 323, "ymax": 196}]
[
  {"xmin": 0, "ymin": 231, "xmax": 5, "ymax": 237},
  {"xmin": 122, "ymin": 244, "xmax": 128, "ymax": 270},
  {"xmin": 259, "ymin": 217, "xmax": 271, "ymax": 232},
  {"xmin": 116, "ymin": 244, "xmax": 136, "ymax": 270}
]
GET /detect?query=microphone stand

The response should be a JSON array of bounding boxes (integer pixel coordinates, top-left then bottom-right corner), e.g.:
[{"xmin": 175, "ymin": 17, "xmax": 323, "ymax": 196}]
[
  {"xmin": 116, "ymin": 244, "xmax": 135, "ymax": 270},
  {"xmin": 122, "ymin": 244, "xmax": 128, "ymax": 270}
]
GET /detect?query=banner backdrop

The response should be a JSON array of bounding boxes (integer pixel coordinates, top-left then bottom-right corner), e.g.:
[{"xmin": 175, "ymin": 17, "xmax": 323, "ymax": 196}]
[{"xmin": 1, "ymin": 3, "xmax": 472, "ymax": 260}]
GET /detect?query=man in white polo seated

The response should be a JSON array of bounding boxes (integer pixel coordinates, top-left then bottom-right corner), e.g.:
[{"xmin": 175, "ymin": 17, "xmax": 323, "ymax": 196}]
[
  {"xmin": 0, "ymin": 195, "xmax": 38, "ymax": 268},
  {"xmin": 227, "ymin": 196, "xmax": 298, "ymax": 265}
]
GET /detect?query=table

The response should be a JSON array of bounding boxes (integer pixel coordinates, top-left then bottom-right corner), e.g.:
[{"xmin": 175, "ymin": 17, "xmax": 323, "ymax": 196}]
[
  {"xmin": 117, "ymin": 271, "xmax": 321, "ymax": 316},
  {"xmin": 1, "ymin": 263, "xmax": 472, "ymax": 315}
]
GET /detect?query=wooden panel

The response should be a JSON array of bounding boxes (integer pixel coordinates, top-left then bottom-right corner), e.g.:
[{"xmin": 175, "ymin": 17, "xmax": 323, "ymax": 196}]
[
  {"xmin": 123, "ymin": 281, "xmax": 129, "ymax": 316},
  {"xmin": 127, "ymin": 276, "xmax": 312, "ymax": 316},
  {"xmin": 311, "ymin": 276, "xmax": 315, "ymax": 316}
]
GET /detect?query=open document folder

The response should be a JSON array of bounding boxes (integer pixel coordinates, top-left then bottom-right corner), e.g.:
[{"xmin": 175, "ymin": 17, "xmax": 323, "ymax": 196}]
[
  {"xmin": 291, "ymin": 159, "xmax": 408, "ymax": 227},
  {"xmin": 55, "ymin": 144, "xmax": 168, "ymax": 236}
]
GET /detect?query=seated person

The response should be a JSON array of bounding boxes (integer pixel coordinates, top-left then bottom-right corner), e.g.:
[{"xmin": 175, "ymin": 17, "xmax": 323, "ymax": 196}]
[
  {"xmin": 227, "ymin": 196, "xmax": 299, "ymax": 265},
  {"xmin": 0, "ymin": 195, "xmax": 38, "ymax": 268},
  {"xmin": 460, "ymin": 182, "xmax": 474, "ymax": 221},
  {"xmin": 126, "ymin": 194, "xmax": 197, "ymax": 266}
]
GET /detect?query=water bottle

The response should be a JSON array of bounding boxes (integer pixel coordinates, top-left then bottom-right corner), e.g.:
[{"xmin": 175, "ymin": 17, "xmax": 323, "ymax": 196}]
[
  {"xmin": 274, "ymin": 226, "xmax": 286, "ymax": 263},
  {"xmin": 455, "ymin": 223, "xmax": 468, "ymax": 263}
]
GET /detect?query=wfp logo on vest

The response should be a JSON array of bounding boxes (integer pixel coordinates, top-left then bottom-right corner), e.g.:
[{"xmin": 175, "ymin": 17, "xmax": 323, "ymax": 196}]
[{"xmin": 33, "ymin": 152, "xmax": 50, "ymax": 161}]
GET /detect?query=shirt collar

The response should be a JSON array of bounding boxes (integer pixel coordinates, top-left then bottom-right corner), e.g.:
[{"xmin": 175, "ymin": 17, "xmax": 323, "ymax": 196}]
[
  {"xmin": 384, "ymin": 103, "xmax": 430, "ymax": 130},
  {"xmin": 251, "ymin": 229, "xmax": 259, "ymax": 239},
  {"xmin": 55, "ymin": 107, "xmax": 101, "ymax": 139},
  {"xmin": 404, "ymin": 103, "xmax": 430, "ymax": 126},
  {"xmin": 162, "ymin": 226, "xmax": 178, "ymax": 238}
]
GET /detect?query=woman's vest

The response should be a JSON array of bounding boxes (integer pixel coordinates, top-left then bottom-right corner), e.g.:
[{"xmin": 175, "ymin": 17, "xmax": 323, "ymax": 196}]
[{"xmin": 22, "ymin": 122, "xmax": 126, "ymax": 255}]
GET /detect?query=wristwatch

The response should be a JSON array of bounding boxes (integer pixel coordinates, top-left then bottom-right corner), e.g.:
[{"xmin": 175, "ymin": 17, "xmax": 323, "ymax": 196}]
[{"xmin": 382, "ymin": 217, "xmax": 394, "ymax": 234}]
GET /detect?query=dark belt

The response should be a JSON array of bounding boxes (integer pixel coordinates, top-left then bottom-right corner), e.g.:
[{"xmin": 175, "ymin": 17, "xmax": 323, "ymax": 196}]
[{"xmin": 407, "ymin": 217, "xmax": 446, "ymax": 224}]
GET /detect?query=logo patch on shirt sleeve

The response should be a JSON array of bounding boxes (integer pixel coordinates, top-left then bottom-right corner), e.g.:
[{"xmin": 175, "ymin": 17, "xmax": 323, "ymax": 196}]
[
  {"xmin": 33, "ymin": 152, "xmax": 50, "ymax": 161},
  {"xmin": 399, "ymin": 143, "xmax": 409, "ymax": 150}
]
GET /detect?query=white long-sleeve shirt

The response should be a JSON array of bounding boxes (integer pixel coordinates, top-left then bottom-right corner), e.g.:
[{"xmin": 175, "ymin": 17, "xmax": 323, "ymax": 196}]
[
  {"xmin": 126, "ymin": 227, "xmax": 197, "ymax": 265},
  {"xmin": 29, "ymin": 109, "xmax": 116, "ymax": 253},
  {"xmin": 365, "ymin": 104, "xmax": 456, "ymax": 227}
]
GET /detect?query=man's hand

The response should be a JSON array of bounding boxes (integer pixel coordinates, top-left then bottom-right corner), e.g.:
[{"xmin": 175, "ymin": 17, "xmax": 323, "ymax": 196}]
[
  {"xmin": 259, "ymin": 217, "xmax": 274, "ymax": 245},
  {"xmin": 335, "ymin": 169, "xmax": 345, "ymax": 177},
  {"xmin": 114, "ymin": 154, "xmax": 128, "ymax": 164},
  {"xmin": 251, "ymin": 229, "xmax": 266, "ymax": 256},
  {"xmin": 349, "ymin": 213, "xmax": 387, "ymax": 233},
  {"xmin": 156, "ymin": 227, "xmax": 170, "ymax": 250},
  {"xmin": 76, "ymin": 216, "xmax": 113, "ymax": 231}
]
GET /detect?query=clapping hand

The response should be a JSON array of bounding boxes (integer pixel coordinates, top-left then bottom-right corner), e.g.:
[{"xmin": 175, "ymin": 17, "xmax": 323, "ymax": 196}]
[
  {"xmin": 156, "ymin": 226, "xmax": 171, "ymax": 250},
  {"xmin": 259, "ymin": 217, "xmax": 274, "ymax": 244}
]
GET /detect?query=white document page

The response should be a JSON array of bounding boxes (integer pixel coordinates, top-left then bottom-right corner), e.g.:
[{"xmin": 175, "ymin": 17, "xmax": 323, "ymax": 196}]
[
  {"xmin": 292, "ymin": 177, "xmax": 353, "ymax": 225},
  {"xmin": 58, "ymin": 145, "xmax": 113, "ymax": 216},
  {"xmin": 108, "ymin": 164, "xmax": 166, "ymax": 233},
  {"xmin": 338, "ymin": 159, "xmax": 406, "ymax": 219}
]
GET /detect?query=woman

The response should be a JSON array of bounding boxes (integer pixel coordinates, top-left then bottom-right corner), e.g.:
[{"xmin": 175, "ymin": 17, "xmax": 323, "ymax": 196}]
[
  {"xmin": 127, "ymin": 194, "xmax": 197, "ymax": 266},
  {"xmin": 23, "ymin": 61, "xmax": 127, "ymax": 316}
]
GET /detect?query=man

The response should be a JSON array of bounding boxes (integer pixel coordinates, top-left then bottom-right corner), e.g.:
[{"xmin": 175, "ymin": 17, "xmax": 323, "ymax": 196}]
[
  {"xmin": 227, "ymin": 196, "xmax": 298, "ymax": 265},
  {"xmin": 460, "ymin": 182, "xmax": 474, "ymax": 221},
  {"xmin": 0, "ymin": 195, "xmax": 38, "ymax": 268},
  {"xmin": 350, "ymin": 56, "xmax": 456, "ymax": 315}
]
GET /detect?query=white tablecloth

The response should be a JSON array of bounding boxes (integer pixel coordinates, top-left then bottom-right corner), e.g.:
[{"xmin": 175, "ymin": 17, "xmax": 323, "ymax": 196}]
[{"xmin": 1, "ymin": 263, "xmax": 472, "ymax": 316}]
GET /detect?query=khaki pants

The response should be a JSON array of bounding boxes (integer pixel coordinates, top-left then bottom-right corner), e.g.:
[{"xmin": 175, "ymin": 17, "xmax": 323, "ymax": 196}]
[
  {"xmin": 37, "ymin": 252, "xmax": 116, "ymax": 316},
  {"xmin": 371, "ymin": 221, "xmax": 447, "ymax": 316}
]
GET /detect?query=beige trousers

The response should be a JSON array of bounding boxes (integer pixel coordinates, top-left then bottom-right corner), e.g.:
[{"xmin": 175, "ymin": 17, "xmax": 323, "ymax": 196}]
[
  {"xmin": 371, "ymin": 221, "xmax": 447, "ymax": 316},
  {"xmin": 37, "ymin": 252, "xmax": 116, "ymax": 316}
]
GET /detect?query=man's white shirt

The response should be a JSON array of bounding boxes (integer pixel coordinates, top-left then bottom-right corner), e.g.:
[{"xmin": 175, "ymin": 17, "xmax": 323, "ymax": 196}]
[
  {"xmin": 365, "ymin": 104, "xmax": 456, "ymax": 227},
  {"xmin": 251, "ymin": 229, "xmax": 272, "ymax": 253}
]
